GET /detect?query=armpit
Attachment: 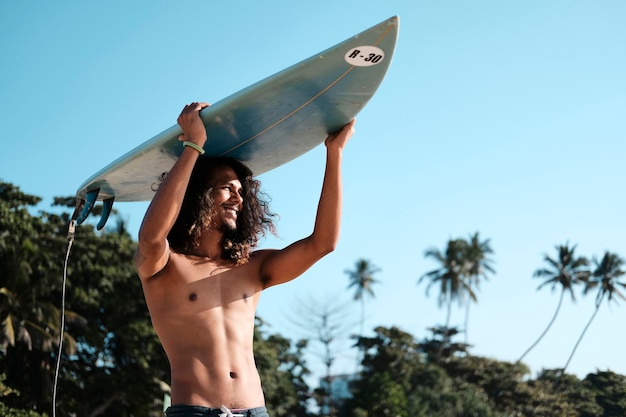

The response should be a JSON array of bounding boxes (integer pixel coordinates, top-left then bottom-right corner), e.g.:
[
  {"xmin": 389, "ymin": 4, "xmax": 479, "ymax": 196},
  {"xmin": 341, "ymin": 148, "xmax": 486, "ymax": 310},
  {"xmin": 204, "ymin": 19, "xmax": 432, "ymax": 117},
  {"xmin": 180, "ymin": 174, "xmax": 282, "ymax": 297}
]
[{"xmin": 149, "ymin": 260, "xmax": 170, "ymax": 279}]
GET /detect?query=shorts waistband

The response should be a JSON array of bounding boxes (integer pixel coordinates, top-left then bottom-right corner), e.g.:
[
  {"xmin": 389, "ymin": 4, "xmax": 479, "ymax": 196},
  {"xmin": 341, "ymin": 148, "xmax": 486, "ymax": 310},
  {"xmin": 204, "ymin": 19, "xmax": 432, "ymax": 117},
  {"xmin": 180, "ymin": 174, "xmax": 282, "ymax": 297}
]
[{"xmin": 165, "ymin": 405, "xmax": 268, "ymax": 417}]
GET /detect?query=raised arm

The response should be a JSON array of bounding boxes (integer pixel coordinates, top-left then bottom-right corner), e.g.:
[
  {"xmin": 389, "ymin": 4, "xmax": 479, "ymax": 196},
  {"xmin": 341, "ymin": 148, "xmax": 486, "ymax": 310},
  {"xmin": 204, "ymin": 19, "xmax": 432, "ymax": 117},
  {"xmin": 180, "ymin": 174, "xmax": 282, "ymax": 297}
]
[
  {"xmin": 259, "ymin": 119, "xmax": 356, "ymax": 288},
  {"xmin": 134, "ymin": 102, "xmax": 209, "ymax": 279}
]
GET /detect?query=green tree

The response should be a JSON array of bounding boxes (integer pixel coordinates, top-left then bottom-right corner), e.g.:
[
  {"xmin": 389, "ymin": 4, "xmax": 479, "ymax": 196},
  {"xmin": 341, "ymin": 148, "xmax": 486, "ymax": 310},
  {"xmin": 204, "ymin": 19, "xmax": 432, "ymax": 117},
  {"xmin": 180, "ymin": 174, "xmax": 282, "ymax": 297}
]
[
  {"xmin": 563, "ymin": 251, "xmax": 626, "ymax": 372},
  {"xmin": 463, "ymin": 232, "xmax": 495, "ymax": 344},
  {"xmin": 349, "ymin": 326, "xmax": 501, "ymax": 417},
  {"xmin": 583, "ymin": 370, "xmax": 626, "ymax": 417},
  {"xmin": 0, "ymin": 183, "xmax": 84, "ymax": 412},
  {"xmin": 350, "ymin": 371, "xmax": 407, "ymax": 417},
  {"xmin": 355, "ymin": 326, "xmax": 421, "ymax": 383},
  {"xmin": 419, "ymin": 239, "xmax": 469, "ymax": 345},
  {"xmin": 253, "ymin": 318, "xmax": 311, "ymax": 417},
  {"xmin": 419, "ymin": 326, "xmax": 470, "ymax": 362},
  {"xmin": 443, "ymin": 355, "xmax": 529, "ymax": 415},
  {"xmin": 534, "ymin": 369, "xmax": 603, "ymax": 416},
  {"xmin": 0, "ymin": 373, "xmax": 47, "ymax": 417},
  {"xmin": 345, "ymin": 259, "xmax": 380, "ymax": 338},
  {"xmin": 517, "ymin": 243, "xmax": 590, "ymax": 364},
  {"xmin": 0, "ymin": 182, "xmax": 170, "ymax": 416},
  {"xmin": 347, "ymin": 326, "xmax": 421, "ymax": 417},
  {"xmin": 56, "ymin": 204, "xmax": 169, "ymax": 416}
]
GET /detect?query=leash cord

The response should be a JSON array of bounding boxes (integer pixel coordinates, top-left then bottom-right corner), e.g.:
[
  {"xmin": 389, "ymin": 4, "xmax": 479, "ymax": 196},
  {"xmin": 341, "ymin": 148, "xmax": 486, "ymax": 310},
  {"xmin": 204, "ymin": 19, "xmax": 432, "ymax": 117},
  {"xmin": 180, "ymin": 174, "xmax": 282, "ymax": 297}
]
[{"xmin": 53, "ymin": 219, "xmax": 75, "ymax": 417}]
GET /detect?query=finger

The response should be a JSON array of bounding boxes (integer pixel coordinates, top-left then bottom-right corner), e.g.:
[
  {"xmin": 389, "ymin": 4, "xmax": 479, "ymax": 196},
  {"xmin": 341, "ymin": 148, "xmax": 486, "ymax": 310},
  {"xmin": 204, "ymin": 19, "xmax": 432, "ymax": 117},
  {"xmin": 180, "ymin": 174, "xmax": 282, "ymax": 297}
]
[
  {"xmin": 179, "ymin": 104, "xmax": 191, "ymax": 117},
  {"xmin": 187, "ymin": 102, "xmax": 209, "ymax": 109},
  {"xmin": 180, "ymin": 102, "xmax": 209, "ymax": 117}
]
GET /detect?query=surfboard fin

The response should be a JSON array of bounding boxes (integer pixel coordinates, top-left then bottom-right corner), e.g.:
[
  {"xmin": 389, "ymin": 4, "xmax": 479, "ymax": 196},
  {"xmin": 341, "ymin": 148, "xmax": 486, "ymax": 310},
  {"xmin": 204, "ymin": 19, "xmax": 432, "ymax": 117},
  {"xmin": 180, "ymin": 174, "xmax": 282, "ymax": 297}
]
[
  {"xmin": 76, "ymin": 188, "xmax": 99, "ymax": 225},
  {"xmin": 71, "ymin": 197, "xmax": 85, "ymax": 221},
  {"xmin": 96, "ymin": 197, "xmax": 115, "ymax": 230}
]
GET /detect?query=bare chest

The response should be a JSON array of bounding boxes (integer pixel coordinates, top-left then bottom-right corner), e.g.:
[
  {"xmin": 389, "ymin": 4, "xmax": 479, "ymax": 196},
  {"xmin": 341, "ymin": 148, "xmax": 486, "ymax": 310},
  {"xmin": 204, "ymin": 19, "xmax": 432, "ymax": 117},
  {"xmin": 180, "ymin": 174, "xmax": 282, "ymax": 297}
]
[{"xmin": 143, "ymin": 256, "xmax": 262, "ymax": 318}]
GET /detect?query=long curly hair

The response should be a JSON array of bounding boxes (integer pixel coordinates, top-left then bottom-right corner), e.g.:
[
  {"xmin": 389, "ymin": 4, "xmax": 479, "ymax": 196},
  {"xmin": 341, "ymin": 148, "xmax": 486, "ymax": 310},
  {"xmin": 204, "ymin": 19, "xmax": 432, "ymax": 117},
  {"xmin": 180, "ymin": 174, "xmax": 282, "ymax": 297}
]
[{"xmin": 167, "ymin": 157, "xmax": 276, "ymax": 264}]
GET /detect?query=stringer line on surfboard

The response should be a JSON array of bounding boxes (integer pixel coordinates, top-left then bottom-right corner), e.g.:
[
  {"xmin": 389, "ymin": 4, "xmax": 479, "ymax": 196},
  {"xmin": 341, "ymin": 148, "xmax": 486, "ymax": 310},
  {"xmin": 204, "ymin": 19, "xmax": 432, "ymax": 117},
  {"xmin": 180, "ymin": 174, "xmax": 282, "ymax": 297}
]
[{"xmin": 218, "ymin": 21, "xmax": 396, "ymax": 157}]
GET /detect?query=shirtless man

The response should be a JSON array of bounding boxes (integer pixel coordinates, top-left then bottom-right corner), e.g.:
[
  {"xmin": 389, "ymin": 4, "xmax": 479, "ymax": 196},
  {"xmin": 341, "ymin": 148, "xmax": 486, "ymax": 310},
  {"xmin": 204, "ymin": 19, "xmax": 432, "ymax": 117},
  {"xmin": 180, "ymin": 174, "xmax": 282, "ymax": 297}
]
[{"xmin": 134, "ymin": 102, "xmax": 355, "ymax": 417}]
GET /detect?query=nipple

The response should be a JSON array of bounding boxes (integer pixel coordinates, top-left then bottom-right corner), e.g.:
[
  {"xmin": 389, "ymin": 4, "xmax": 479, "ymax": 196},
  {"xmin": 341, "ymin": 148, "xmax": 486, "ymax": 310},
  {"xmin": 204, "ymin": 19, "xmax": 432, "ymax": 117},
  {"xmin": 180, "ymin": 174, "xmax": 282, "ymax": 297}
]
[{"xmin": 189, "ymin": 293, "xmax": 197, "ymax": 302}]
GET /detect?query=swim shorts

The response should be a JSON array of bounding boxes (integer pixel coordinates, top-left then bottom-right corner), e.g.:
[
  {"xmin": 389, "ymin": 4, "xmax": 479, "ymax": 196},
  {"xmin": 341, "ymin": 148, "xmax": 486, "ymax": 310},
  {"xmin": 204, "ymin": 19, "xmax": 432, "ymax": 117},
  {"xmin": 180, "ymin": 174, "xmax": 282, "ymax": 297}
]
[{"xmin": 164, "ymin": 405, "xmax": 269, "ymax": 417}]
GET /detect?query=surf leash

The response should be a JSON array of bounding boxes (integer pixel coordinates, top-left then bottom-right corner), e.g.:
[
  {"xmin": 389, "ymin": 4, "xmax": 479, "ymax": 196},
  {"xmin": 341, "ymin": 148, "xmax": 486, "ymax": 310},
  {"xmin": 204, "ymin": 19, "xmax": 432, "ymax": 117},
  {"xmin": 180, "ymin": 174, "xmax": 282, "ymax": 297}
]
[{"xmin": 52, "ymin": 218, "xmax": 75, "ymax": 417}]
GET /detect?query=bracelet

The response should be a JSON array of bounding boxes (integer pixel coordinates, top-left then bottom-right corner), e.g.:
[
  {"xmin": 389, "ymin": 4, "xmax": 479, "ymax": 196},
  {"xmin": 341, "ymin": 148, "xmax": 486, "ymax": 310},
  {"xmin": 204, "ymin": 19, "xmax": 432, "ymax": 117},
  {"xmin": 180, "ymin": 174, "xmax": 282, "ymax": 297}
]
[{"xmin": 182, "ymin": 141, "xmax": 205, "ymax": 155}]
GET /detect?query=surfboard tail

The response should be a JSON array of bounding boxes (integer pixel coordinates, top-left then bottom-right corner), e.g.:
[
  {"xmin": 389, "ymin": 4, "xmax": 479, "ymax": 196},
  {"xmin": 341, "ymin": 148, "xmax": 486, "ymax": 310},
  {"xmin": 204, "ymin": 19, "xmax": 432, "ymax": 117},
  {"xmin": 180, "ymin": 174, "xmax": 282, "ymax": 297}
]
[
  {"xmin": 75, "ymin": 189, "xmax": 99, "ymax": 225},
  {"xmin": 72, "ymin": 190, "xmax": 115, "ymax": 231}
]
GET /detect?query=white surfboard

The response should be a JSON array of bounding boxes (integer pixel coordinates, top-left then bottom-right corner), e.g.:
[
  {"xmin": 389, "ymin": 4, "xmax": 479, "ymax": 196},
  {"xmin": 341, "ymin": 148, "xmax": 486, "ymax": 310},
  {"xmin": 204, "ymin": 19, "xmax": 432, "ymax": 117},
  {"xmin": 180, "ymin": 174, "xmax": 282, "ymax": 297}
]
[{"xmin": 74, "ymin": 16, "xmax": 399, "ymax": 228}]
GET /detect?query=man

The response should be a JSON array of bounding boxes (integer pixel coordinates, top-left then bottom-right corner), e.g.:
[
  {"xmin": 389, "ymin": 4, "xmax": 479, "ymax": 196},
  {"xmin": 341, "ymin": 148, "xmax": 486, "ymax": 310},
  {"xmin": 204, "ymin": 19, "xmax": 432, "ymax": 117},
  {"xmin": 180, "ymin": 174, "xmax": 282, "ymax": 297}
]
[{"xmin": 134, "ymin": 101, "xmax": 355, "ymax": 417}]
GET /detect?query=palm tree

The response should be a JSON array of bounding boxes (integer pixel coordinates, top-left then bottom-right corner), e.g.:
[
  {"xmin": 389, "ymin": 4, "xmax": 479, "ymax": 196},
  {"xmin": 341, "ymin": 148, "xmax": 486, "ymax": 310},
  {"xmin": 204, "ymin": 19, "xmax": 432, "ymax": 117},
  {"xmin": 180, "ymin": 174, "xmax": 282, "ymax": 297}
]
[
  {"xmin": 517, "ymin": 243, "xmax": 590, "ymax": 364},
  {"xmin": 563, "ymin": 251, "xmax": 626, "ymax": 372},
  {"xmin": 419, "ymin": 239, "xmax": 471, "ymax": 346},
  {"xmin": 462, "ymin": 232, "xmax": 495, "ymax": 344},
  {"xmin": 346, "ymin": 259, "xmax": 380, "ymax": 338}
]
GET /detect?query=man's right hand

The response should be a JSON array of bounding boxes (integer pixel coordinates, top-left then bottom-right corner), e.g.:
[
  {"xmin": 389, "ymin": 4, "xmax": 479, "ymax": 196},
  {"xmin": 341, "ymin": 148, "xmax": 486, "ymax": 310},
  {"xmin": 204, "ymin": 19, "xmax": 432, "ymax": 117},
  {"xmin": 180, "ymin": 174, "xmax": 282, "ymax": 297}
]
[
  {"xmin": 325, "ymin": 119, "xmax": 355, "ymax": 152},
  {"xmin": 177, "ymin": 102, "xmax": 210, "ymax": 146}
]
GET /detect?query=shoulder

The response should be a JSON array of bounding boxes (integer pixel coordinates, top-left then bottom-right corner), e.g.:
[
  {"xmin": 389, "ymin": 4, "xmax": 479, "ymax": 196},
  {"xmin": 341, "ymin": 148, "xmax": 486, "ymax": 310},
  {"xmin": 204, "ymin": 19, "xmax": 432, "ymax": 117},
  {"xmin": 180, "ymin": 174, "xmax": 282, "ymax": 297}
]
[
  {"xmin": 251, "ymin": 248, "xmax": 278, "ymax": 258},
  {"xmin": 249, "ymin": 248, "xmax": 282, "ymax": 267},
  {"xmin": 137, "ymin": 248, "xmax": 202, "ymax": 282},
  {"xmin": 134, "ymin": 240, "xmax": 172, "ymax": 281},
  {"xmin": 249, "ymin": 249, "xmax": 279, "ymax": 287}
]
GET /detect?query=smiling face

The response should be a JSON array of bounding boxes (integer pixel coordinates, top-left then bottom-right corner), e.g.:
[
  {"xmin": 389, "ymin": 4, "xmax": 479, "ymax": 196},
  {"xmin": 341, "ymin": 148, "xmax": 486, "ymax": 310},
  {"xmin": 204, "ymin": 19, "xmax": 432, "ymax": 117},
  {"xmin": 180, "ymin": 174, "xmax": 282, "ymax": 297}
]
[
  {"xmin": 207, "ymin": 166, "xmax": 244, "ymax": 231},
  {"xmin": 168, "ymin": 156, "xmax": 275, "ymax": 262}
]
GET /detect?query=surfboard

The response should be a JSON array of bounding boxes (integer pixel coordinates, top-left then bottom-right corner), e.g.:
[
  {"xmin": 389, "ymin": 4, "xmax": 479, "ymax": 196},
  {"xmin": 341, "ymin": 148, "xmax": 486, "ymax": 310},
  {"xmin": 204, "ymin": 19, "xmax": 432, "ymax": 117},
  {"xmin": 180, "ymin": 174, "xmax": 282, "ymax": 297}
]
[{"xmin": 74, "ymin": 16, "xmax": 399, "ymax": 229}]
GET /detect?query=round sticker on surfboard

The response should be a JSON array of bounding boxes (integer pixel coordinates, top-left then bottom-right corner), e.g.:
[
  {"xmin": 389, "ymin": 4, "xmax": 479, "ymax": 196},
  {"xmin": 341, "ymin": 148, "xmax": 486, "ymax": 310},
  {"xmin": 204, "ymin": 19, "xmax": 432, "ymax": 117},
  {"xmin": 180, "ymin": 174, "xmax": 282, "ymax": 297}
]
[{"xmin": 344, "ymin": 45, "xmax": 385, "ymax": 67}]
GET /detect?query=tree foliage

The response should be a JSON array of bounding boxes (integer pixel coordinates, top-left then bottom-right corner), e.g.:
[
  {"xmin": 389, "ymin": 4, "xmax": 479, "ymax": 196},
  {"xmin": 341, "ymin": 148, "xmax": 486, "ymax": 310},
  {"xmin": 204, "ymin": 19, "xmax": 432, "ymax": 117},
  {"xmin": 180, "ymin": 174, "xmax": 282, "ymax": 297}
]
[
  {"xmin": 564, "ymin": 252, "xmax": 626, "ymax": 372},
  {"xmin": 517, "ymin": 243, "xmax": 590, "ymax": 364},
  {"xmin": 418, "ymin": 233, "xmax": 494, "ymax": 355},
  {"xmin": 346, "ymin": 325, "xmax": 624, "ymax": 417},
  {"xmin": 254, "ymin": 318, "xmax": 312, "ymax": 417},
  {"xmin": 1, "ymin": 182, "xmax": 170, "ymax": 416},
  {"xmin": 345, "ymin": 259, "xmax": 380, "ymax": 337}
]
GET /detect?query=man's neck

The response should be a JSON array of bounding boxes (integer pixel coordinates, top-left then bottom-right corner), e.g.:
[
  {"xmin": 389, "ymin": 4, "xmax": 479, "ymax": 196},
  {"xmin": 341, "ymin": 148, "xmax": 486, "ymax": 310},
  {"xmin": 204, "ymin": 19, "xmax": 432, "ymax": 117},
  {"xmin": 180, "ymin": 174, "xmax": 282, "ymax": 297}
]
[{"xmin": 192, "ymin": 229, "xmax": 225, "ymax": 260}]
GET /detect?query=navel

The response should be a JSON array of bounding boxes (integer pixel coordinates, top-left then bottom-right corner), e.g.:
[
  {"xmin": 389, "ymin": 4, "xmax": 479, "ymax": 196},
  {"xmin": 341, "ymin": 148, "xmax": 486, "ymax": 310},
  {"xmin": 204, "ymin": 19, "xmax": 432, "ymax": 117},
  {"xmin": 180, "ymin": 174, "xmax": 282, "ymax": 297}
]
[
  {"xmin": 230, "ymin": 371, "xmax": 237, "ymax": 379},
  {"xmin": 243, "ymin": 293, "xmax": 249, "ymax": 303},
  {"xmin": 189, "ymin": 293, "xmax": 198, "ymax": 302}
]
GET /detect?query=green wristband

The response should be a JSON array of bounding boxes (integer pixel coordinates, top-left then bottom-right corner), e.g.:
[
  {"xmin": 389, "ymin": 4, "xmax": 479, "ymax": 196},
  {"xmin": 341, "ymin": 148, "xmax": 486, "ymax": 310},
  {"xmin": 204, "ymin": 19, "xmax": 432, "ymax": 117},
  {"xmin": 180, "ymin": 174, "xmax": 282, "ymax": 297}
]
[{"xmin": 182, "ymin": 141, "xmax": 205, "ymax": 155}]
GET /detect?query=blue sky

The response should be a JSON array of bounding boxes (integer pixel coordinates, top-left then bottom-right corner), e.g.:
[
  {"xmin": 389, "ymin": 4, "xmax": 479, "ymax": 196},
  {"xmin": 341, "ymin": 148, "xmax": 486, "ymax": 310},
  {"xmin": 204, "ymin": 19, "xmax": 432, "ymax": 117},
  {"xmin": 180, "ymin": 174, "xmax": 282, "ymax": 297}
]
[{"xmin": 2, "ymin": 1, "xmax": 625, "ymax": 384}]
